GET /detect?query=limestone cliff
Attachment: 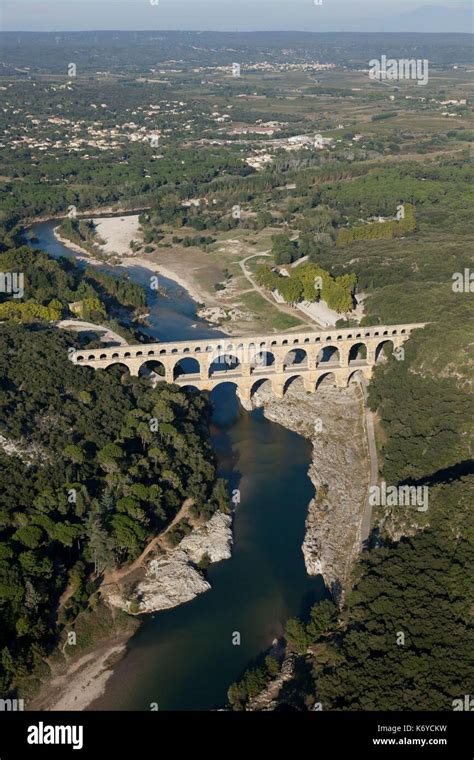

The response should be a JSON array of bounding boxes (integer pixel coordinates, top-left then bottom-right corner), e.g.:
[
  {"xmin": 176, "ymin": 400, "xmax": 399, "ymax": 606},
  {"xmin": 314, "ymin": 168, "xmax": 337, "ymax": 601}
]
[{"xmin": 251, "ymin": 380, "xmax": 369, "ymax": 603}]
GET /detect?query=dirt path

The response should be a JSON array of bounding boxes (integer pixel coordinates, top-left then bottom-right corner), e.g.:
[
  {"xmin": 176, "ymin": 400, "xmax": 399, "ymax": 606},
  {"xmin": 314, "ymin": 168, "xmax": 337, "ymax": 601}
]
[
  {"xmin": 360, "ymin": 377, "xmax": 379, "ymax": 546},
  {"xmin": 57, "ymin": 319, "xmax": 128, "ymax": 346},
  {"xmin": 101, "ymin": 498, "xmax": 194, "ymax": 587}
]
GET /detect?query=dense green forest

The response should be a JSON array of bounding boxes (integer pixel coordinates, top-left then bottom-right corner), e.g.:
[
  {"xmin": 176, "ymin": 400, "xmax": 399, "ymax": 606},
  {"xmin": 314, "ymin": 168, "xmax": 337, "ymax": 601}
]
[
  {"xmin": 1, "ymin": 31, "xmax": 471, "ymax": 74},
  {"xmin": 0, "ymin": 144, "xmax": 251, "ymax": 248},
  {"xmin": 0, "ymin": 247, "xmax": 146, "ymax": 335},
  {"xmin": 310, "ymin": 317, "xmax": 473, "ymax": 710},
  {"xmin": 0, "ymin": 323, "xmax": 227, "ymax": 698},
  {"xmin": 0, "ymin": 249, "xmax": 228, "ymax": 698}
]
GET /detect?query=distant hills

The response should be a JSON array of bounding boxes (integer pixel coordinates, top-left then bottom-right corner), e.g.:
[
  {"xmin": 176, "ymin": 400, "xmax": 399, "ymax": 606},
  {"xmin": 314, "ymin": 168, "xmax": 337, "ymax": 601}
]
[{"xmin": 368, "ymin": 5, "xmax": 473, "ymax": 34}]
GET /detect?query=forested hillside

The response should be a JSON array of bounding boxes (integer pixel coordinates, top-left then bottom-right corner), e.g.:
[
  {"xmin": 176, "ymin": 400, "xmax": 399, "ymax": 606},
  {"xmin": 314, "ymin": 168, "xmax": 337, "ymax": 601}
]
[
  {"xmin": 0, "ymin": 248, "xmax": 146, "ymax": 341},
  {"xmin": 0, "ymin": 256, "xmax": 227, "ymax": 699},
  {"xmin": 309, "ymin": 320, "xmax": 473, "ymax": 709}
]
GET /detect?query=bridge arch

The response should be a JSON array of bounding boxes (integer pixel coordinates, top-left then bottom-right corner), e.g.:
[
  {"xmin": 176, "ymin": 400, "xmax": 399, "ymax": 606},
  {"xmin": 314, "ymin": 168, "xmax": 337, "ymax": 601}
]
[
  {"xmin": 250, "ymin": 377, "xmax": 272, "ymax": 397},
  {"xmin": 283, "ymin": 348, "xmax": 308, "ymax": 369},
  {"xmin": 251, "ymin": 351, "xmax": 275, "ymax": 371},
  {"xmin": 283, "ymin": 375, "xmax": 304, "ymax": 395},
  {"xmin": 180, "ymin": 384, "xmax": 200, "ymax": 395},
  {"xmin": 173, "ymin": 357, "xmax": 201, "ymax": 381},
  {"xmin": 375, "ymin": 339, "xmax": 395, "ymax": 363},
  {"xmin": 209, "ymin": 353, "xmax": 241, "ymax": 376},
  {"xmin": 104, "ymin": 362, "xmax": 132, "ymax": 377},
  {"xmin": 209, "ymin": 381, "xmax": 239, "ymax": 404},
  {"xmin": 348, "ymin": 369, "xmax": 365, "ymax": 386},
  {"xmin": 348, "ymin": 342, "xmax": 367, "ymax": 363},
  {"xmin": 316, "ymin": 372, "xmax": 337, "ymax": 390},
  {"xmin": 138, "ymin": 360, "xmax": 166, "ymax": 380},
  {"xmin": 316, "ymin": 346, "xmax": 340, "ymax": 366}
]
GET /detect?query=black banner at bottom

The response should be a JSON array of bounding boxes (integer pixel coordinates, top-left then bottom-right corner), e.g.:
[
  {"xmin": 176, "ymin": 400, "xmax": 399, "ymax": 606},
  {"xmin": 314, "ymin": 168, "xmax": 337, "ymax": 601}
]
[{"xmin": 0, "ymin": 710, "xmax": 471, "ymax": 757}]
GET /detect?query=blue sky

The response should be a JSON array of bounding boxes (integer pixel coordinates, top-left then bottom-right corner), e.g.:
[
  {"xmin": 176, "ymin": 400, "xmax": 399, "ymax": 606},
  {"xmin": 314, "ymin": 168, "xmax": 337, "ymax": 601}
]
[{"xmin": 1, "ymin": 0, "xmax": 472, "ymax": 33}]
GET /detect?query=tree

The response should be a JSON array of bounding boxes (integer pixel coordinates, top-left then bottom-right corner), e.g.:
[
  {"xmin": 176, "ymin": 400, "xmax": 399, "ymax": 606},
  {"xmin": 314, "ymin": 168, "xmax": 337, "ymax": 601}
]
[
  {"xmin": 84, "ymin": 502, "xmax": 115, "ymax": 576},
  {"xmin": 285, "ymin": 617, "xmax": 309, "ymax": 654},
  {"xmin": 272, "ymin": 233, "xmax": 298, "ymax": 265},
  {"xmin": 306, "ymin": 600, "xmax": 337, "ymax": 642},
  {"xmin": 64, "ymin": 444, "xmax": 85, "ymax": 465},
  {"xmin": 13, "ymin": 525, "xmax": 44, "ymax": 550},
  {"xmin": 97, "ymin": 443, "xmax": 124, "ymax": 472}
]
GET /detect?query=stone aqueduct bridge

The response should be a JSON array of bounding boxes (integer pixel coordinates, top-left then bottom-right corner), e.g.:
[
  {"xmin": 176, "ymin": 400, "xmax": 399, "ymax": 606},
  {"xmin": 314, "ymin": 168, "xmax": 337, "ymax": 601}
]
[{"xmin": 70, "ymin": 323, "xmax": 425, "ymax": 402}]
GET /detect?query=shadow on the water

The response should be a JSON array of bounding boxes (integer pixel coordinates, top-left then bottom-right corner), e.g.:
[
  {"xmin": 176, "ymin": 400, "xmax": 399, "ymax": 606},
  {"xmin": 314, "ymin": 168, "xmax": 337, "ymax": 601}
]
[{"xmin": 298, "ymin": 588, "xmax": 329, "ymax": 621}]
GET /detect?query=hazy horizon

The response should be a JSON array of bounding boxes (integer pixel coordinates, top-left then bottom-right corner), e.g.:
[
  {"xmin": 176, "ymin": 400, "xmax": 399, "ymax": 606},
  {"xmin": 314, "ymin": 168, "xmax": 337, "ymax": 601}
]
[{"xmin": 1, "ymin": 0, "xmax": 472, "ymax": 34}]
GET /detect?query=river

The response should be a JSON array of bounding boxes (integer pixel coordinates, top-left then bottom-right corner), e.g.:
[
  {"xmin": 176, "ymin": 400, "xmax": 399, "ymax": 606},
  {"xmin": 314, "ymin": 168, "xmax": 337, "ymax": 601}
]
[{"xmin": 27, "ymin": 221, "xmax": 327, "ymax": 711}]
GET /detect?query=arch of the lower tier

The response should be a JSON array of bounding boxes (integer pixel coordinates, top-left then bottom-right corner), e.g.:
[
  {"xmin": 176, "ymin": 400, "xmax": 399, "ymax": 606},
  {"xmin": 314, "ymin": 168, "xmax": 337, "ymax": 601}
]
[
  {"xmin": 283, "ymin": 374, "xmax": 304, "ymax": 394},
  {"xmin": 250, "ymin": 377, "xmax": 273, "ymax": 397},
  {"xmin": 347, "ymin": 369, "xmax": 366, "ymax": 385},
  {"xmin": 179, "ymin": 384, "xmax": 201, "ymax": 395},
  {"xmin": 208, "ymin": 380, "xmax": 240, "ymax": 397},
  {"xmin": 315, "ymin": 371, "xmax": 337, "ymax": 389}
]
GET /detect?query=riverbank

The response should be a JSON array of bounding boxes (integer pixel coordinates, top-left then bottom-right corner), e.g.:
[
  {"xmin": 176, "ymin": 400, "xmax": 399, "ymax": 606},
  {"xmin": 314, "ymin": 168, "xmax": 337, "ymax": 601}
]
[
  {"xmin": 52, "ymin": 228, "xmax": 106, "ymax": 265},
  {"xmin": 92, "ymin": 215, "xmax": 141, "ymax": 256},
  {"xmin": 27, "ymin": 510, "xmax": 233, "ymax": 711},
  {"xmin": 24, "ymin": 205, "xmax": 152, "ymax": 226},
  {"xmin": 251, "ymin": 379, "xmax": 370, "ymax": 603},
  {"xmin": 29, "ymin": 634, "xmax": 134, "ymax": 712},
  {"xmin": 120, "ymin": 256, "xmax": 212, "ymax": 308},
  {"xmin": 51, "ymin": 225, "xmax": 219, "ymax": 315}
]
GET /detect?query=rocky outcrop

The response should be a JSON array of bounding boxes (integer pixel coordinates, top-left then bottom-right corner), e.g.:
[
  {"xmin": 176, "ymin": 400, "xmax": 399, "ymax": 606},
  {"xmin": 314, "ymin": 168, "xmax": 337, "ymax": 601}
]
[
  {"xmin": 131, "ymin": 550, "xmax": 211, "ymax": 613},
  {"xmin": 106, "ymin": 511, "xmax": 233, "ymax": 614},
  {"xmin": 247, "ymin": 653, "xmax": 297, "ymax": 711},
  {"xmin": 179, "ymin": 510, "xmax": 233, "ymax": 564},
  {"xmin": 0, "ymin": 434, "xmax": 49, "ymax": 465},
  {"xmin": 251, "ymin": 380, "xmax": 369, "ymax": 603}
]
